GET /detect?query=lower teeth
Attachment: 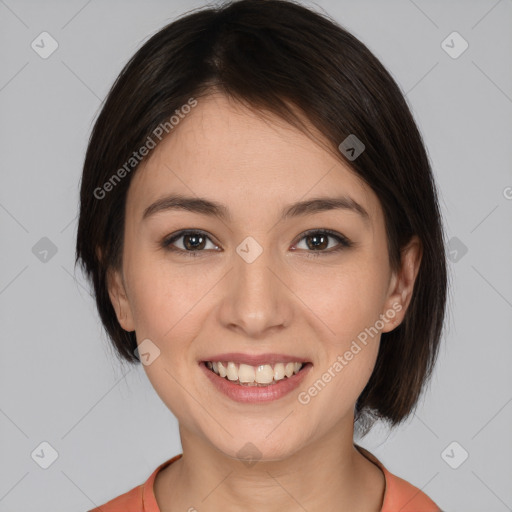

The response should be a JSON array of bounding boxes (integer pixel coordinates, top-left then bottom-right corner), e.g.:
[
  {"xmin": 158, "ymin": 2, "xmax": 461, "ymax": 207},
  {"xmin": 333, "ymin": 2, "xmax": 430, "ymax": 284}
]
[{"xmin": 235, "ymin": 380, "xmax": 278, "ymax": 387}]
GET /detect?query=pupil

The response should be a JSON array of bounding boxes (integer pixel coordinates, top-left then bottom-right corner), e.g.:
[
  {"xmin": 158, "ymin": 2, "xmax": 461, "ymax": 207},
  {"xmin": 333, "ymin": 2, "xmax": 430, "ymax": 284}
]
[
  {"xmin": 308, "ymin": 234, "xmax": 327, "ymax": 250},
  {"xmin": 185, "ymin": 234, "xmax": 205, "ymax": 250}
]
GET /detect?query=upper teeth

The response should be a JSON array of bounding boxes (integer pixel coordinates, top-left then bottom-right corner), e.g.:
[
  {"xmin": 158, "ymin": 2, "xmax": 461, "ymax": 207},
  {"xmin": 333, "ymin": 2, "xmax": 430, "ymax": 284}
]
[{"xmin": 206, "ymin": 361, "xmax": 303, "ymax": 384}]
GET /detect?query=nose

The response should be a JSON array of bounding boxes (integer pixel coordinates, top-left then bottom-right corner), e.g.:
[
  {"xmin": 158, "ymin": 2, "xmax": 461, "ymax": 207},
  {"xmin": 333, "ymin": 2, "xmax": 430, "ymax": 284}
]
[{"xmin": 217, "ymin": 240, "xmax": 294, "ymax": 339}]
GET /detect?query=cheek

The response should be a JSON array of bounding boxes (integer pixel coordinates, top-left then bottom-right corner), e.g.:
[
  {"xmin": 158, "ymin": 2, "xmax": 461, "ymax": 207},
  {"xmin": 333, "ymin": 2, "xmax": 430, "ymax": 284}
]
[
  {"xmin": 296, "ymin": 260, "xmax": 386, "ymax": 403},
  {"xmin": 299, "ymin": 259, "xmax": 387, "ymax": 344},
  {"xmin": 298, "ymin": 324, "xmax": 381, "ymax": 425},
  {"xmin": 126, "ymin": 253, "xmax": 207, "ymax": 341},
  {"xmin": 127, "ymin": 260, "xmax": 205, "ymax": 419}
]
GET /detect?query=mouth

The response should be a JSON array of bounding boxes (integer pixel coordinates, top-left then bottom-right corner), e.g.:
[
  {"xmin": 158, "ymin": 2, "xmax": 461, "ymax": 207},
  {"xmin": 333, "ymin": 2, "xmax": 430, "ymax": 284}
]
[{"xmin": 200, "ymin": 358, "xmax": 313, "ymax": 387}]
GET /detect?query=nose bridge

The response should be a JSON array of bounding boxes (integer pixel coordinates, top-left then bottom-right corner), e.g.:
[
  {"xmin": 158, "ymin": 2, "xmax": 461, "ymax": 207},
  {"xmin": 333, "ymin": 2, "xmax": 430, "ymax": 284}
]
[
  {"xmin": 236, "ymin": 241, "xmax": 276, "ymax": 300},
  {"xmin": 220, "ymin": 235, "xmax": 291, "ymax": 336}
]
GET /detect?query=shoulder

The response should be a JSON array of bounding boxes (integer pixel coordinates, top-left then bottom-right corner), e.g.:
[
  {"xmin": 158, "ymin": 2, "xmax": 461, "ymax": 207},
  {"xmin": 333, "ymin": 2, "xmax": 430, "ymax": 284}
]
[
  {"xmin": 87, "ymin": 454, "xmax": 183, "ymax": 512},
  {"xmin": 87, "ymin": 483, "xmax": 143, "ymax": 512},
  {"xmin": 355, "ymin": 444, "xmax": 442, "ymax": 512},
  {"xmin": 382, "ymin": 469, "xmax": 441, "ymax": 512}
]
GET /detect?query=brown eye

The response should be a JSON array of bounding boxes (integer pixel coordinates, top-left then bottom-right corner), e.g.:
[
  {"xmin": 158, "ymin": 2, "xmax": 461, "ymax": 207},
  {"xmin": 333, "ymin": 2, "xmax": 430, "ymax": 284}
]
[
  {"xmin": 162, "ymin": 230, "xmax": 219, "ymax": 257},
  {"xmin": 293, "ymin": 229, "xmax": 352, "ymax": 257},
  {"xmin": 181, "ymin": 233, "xmax": 207, "ymax": 250},
  {"xmin": 304, "ymin": 232, "xmax": 329, "ymax": 250}
]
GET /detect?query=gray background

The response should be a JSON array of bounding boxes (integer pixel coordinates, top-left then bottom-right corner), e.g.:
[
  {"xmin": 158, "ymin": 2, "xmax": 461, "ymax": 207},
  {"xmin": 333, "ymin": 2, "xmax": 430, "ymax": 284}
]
[{"xmin": 1, "ymin": 0, "xmax": 511, "ymax": 510}]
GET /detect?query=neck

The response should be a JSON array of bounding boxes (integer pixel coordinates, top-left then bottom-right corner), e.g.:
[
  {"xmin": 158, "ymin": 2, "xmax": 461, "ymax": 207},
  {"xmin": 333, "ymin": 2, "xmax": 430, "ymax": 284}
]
[{"xmin": 155, "ymin": 418, "xmax": 385, "ymax": 512}]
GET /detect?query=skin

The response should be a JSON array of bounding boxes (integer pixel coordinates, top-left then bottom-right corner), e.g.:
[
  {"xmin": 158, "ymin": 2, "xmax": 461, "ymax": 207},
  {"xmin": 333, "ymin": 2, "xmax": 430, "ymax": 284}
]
[{"xmin": 106, "ymin": 92, "xmax": 422, "ymax": 511}]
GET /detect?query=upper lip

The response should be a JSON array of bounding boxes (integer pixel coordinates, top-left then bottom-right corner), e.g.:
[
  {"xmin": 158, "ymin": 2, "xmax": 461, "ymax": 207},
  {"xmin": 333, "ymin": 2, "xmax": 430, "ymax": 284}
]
[{"xmin": 201, "ymin": 353, "xmax": 310, "ymax": 366}]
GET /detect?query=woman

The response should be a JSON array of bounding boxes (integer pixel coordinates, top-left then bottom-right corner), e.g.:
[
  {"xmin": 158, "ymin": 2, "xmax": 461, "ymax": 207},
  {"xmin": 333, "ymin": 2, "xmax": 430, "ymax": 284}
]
[{"xmin": 76, "ymin": 0, "xmax": 448, "ymax": 510}]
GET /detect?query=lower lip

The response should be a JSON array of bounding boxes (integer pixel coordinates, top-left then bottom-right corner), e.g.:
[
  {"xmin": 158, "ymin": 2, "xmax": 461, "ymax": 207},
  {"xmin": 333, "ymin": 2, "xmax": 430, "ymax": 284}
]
[{"xmin": 199, "ymin": 362, "xmax": 312, "ymax": 403}]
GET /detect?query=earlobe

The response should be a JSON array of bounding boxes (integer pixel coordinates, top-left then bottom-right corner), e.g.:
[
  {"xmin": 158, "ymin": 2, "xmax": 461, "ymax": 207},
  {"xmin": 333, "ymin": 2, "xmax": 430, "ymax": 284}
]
[{"xmin": 381, "ymin": 235, "xmax": 422, "ymax": 333}]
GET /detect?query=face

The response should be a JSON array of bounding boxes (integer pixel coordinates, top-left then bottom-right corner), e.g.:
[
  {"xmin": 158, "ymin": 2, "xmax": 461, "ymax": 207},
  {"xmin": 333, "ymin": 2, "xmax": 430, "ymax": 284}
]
[{"xmin": 107, "ymin": 92, "xmax": 420, "ymax": 462}]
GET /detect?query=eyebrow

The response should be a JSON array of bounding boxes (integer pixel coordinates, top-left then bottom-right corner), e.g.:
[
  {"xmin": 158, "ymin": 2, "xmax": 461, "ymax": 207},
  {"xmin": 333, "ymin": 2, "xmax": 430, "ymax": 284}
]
[{"xmin": 142, "ymin": 193, "xmax": 370, "ymax": 225}]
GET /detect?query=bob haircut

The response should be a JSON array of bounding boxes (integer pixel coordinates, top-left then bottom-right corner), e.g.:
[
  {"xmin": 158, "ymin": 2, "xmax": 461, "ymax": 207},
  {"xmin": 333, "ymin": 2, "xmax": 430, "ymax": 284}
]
[{"xmin": 75, "ymin": 0, "xmax": 448, "ymax": 436}]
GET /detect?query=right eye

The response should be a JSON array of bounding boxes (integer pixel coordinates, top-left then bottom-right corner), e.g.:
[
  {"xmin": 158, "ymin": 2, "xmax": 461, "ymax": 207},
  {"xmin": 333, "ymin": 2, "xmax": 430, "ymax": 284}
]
[{"xmin": 161, "ymin": 230, "xmax": 220, "ymax": 257}]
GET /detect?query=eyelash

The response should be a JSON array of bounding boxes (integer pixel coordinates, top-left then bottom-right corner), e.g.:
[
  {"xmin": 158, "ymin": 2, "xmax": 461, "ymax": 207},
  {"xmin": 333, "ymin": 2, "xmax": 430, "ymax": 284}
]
[{"xmin": 161, "ymin": 229, "xmax": 353, "ymax": 259}]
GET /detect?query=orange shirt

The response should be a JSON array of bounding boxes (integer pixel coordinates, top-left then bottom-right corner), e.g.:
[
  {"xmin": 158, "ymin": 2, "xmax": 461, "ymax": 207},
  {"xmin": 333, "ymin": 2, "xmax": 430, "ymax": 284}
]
[{"xmin": 89, "ymin": 446, "xmax": 441, "ymax": 511}]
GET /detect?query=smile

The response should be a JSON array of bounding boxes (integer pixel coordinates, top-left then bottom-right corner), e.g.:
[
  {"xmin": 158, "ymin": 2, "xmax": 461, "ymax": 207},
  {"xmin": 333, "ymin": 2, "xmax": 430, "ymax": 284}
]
[
  {"xmin": 199, "ymin": 358, "xmax": 312, "ymax": 403},
  {"xmin": 205, "ymin": 360, "xmax": 304, "ymax": 386}
]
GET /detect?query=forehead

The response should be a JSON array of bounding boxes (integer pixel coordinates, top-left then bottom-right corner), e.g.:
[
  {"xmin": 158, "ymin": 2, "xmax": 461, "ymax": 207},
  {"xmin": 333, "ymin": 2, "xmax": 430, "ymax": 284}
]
[{"xmin": 125, "ymin": 93, "xmax": 380, "ymax": 228}]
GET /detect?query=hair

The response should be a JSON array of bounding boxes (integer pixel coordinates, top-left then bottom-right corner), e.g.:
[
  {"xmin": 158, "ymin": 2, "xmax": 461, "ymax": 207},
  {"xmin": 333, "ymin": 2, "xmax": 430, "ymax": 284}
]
[{"xmin": 75, "ymin": 0, "xmax": 449, "ymax": 436}]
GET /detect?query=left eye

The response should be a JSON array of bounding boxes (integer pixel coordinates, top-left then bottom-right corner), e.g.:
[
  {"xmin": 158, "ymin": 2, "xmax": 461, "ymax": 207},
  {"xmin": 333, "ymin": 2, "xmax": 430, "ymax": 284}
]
[{"xmin": 292, "ymin": 229, "xmax": 352, "ymax": 254}]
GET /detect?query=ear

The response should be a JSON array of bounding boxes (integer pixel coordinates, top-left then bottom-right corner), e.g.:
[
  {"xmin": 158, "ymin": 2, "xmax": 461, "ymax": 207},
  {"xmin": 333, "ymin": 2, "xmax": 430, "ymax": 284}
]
[
  {"xmin": 97, "ymin": 246, "xmax": 136, "ymax": 332},
  {"xmin": 106, "ymin": 267, "xmax": 136, "ymax": 332},
  {"xmin": 380, "ymin": 235, "xmax": 422, "ymax": 333}
]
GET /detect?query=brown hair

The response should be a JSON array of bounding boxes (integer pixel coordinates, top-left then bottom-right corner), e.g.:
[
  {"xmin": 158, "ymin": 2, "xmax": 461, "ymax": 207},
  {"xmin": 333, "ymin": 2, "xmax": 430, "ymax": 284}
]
[{"xmin": 75, "ymin": 0, "xmax": 449, "ymax": 435}]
